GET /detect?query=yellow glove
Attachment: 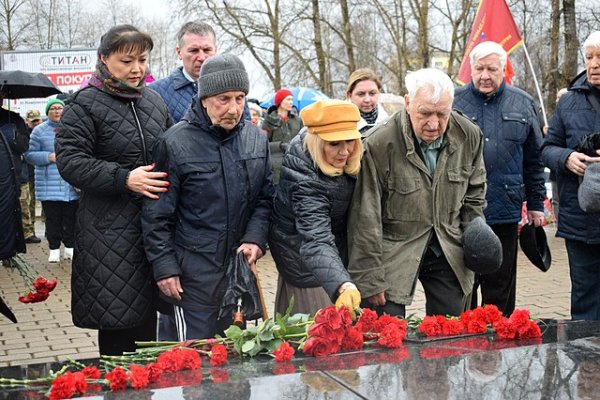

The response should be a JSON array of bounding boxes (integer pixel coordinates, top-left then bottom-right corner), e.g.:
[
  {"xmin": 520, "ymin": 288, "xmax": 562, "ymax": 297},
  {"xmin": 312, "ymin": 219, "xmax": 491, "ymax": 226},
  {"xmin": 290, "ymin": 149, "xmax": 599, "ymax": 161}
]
[{"xmin": 335, "ymin": 284, "xmax": 361, "ymax": 320}]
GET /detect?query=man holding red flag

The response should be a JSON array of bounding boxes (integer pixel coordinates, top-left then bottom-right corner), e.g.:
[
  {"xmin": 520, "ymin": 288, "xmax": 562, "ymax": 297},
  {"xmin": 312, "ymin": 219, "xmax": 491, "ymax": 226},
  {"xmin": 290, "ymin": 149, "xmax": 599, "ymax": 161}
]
[{"xmin": 453, "ymin": 41, "xmax": 546, "ymax": 316}]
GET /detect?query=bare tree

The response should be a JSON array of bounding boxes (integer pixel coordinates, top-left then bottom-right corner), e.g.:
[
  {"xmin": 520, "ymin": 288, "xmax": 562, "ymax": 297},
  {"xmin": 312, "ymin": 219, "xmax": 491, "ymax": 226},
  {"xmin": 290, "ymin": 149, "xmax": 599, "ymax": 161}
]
[
  {"xmin": 0, "ymin": 0, "xmax": 29, "ymax": 49},
  {"xmin": 562, "ymin": 0, "xmax": 579, "ymax": 84}
]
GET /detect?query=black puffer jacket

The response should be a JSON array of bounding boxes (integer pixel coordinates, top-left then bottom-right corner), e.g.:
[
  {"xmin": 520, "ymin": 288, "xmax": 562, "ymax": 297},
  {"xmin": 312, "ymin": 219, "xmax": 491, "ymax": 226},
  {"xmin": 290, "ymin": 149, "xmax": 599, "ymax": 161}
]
[
  {"xmin": 55, "ymin": 85, "xmax": 172, "ymax": 330},
  {"xmin": 0, "ymin": 130, "xmax": 25, "ymax": 260},
  {"xmin": 268, "ymin": 131, "xmax": 354, "ymax": 299},
  {"xmin": 142, "ymin": 100, "xmax": 273, "ymax": 312}
]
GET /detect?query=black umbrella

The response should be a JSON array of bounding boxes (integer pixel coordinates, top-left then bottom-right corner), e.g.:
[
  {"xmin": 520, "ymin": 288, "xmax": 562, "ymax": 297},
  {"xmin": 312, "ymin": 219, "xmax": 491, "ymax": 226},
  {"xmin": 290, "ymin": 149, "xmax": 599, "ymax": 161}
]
[
  {"xmin": 0, "ymin": 294, "xmax": 17, "ymax": 323},
  {"xmin": 219, "ymin": 251, "xmax": 264, "ymax": 322},
  {"xmin": 0, "ymin": 70, "xmax": 62, "ymax": 99}
]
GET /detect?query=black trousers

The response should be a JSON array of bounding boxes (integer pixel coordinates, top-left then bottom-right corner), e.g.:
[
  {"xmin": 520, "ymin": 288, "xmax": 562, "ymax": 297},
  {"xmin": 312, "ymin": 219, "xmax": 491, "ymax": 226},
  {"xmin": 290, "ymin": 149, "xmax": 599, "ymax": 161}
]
[
  {"xmin": 41, "ymin": 200, "xmax": 78, "ymax": 249},
  {"xmin": 471, "ymin": 222, "xmax": 518, "ymax": 316},
  {"xmin": 98, "ymin": 312, "xmax": 157, "ymax": 356},
  {"xmin": 362, "ymin": 249, "xmax": 466, "ymax": 318}
]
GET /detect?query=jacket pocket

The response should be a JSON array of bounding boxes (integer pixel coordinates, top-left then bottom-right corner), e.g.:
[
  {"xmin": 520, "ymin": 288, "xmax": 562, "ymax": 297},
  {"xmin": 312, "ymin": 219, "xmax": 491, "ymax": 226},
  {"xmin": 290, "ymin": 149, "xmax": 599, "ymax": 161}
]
[
  {"xmin": 501, "ymin": 112, "xmax": 528, "ymax": 143},
  {"xmin": 384, "ymin": 176, "xmax": 421, "ymax": 222},
  {"xmin": 446, "ymin": 165, "xmax": 473, "ymax": 213}
]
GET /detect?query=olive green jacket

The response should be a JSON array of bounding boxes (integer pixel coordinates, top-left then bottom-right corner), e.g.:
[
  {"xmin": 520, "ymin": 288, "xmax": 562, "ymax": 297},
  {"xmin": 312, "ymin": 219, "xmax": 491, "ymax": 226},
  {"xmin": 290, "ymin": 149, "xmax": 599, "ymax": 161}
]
[{"xmin": 347, "ymin": 107, "xmax": 486, "ymax": 305}]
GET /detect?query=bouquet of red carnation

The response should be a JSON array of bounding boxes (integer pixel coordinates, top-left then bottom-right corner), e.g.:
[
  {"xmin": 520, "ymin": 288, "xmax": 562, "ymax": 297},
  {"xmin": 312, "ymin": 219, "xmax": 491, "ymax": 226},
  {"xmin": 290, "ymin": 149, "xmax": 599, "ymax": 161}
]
[{"xmin": 6, "ymin": 254, "xmax": 58, "ymax": 304}]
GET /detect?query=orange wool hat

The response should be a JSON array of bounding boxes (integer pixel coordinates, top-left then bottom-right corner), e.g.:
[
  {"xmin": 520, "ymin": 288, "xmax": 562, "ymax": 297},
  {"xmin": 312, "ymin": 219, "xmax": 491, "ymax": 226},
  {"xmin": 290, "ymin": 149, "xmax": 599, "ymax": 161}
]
[{"xmin": 300, "ymin": 99, "xmax": 361, "ymax": 142}]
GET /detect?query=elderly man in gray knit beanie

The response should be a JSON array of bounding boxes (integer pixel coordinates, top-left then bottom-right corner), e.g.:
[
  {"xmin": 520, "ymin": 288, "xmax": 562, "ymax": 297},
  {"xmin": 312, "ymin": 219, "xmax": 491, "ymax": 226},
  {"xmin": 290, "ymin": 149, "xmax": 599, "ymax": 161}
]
[{"xmin": 142, "ymin": 53, "xmax": 273, "ymax": 341}]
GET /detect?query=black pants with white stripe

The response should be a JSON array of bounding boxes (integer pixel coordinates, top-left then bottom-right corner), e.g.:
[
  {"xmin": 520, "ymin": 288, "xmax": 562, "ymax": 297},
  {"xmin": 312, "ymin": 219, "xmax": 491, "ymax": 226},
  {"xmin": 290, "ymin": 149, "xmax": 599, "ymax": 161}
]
[{"xmin": 165, "ymin": 305, "xmax": 234, "ymax": 341}]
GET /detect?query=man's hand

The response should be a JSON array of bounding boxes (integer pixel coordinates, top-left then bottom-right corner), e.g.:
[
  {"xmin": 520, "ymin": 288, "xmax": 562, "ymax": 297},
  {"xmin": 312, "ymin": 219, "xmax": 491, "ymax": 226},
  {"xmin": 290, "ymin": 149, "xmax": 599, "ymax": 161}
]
[
  {"xmin": 157, "ymin": 276, "xmax": 183, "ymax": 301},
  {"xmin": 527, "ymin": 210, "xmax": 546, "ymax": 227},
  {"xmin": 367, "ymin": 292, "xmax": 386, "ymax": 307},
  {"xmin": 566, "ymin": 151, "xmax": 600, "ymax": 176},
  {"xmin": 236, "ymin": 243, "xmax": 263, "ymax": 274}
]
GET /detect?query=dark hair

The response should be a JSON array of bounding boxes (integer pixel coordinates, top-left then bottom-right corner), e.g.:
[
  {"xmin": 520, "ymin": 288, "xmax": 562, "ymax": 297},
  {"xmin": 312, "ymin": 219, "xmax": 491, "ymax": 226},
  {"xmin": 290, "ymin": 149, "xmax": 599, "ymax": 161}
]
[
  {"xmin": 97, "ymin": 24, "xmax": 154, "ymax": 58},
  {"xmin": 177, "ymin": 21, "xmax": 216, "ymax": 48}
]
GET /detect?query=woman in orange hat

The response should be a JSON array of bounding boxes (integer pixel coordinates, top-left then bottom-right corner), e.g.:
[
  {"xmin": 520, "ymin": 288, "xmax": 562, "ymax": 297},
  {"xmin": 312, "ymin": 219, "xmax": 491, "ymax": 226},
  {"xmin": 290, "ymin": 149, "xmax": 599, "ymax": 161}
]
[{"xmin": 269, "ymin": 99, "xmax": 363, "ymax": 319}]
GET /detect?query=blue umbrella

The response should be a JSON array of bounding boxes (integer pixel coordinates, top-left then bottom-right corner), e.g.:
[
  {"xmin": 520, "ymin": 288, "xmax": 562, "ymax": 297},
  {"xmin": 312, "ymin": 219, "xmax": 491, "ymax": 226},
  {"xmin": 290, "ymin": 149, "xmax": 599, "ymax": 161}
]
[{"xmin": 260, "ymin": 86, "xmax": 329, "ymax": 111}]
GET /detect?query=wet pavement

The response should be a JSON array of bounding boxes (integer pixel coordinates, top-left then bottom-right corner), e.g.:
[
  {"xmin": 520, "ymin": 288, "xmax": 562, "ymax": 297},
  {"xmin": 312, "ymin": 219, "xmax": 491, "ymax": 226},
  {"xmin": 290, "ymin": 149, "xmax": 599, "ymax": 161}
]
[{"xmin": 0, "ymin": 222, "xmax": 571, "ymax": 367}]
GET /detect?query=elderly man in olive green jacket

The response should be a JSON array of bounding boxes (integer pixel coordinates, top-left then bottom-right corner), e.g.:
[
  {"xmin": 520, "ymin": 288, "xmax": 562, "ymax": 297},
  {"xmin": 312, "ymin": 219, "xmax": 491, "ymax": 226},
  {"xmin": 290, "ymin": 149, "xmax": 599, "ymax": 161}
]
[{"xmin": 348, "ymin": 68, "xmax": 486, "ymax": 318}]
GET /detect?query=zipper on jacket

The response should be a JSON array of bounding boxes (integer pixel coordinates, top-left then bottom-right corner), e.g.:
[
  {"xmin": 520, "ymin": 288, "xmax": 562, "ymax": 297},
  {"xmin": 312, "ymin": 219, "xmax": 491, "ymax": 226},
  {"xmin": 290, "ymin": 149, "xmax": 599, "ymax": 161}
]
[{"xmin": 130, "ymin": 102, "xmax": 148, "ymax": 165}]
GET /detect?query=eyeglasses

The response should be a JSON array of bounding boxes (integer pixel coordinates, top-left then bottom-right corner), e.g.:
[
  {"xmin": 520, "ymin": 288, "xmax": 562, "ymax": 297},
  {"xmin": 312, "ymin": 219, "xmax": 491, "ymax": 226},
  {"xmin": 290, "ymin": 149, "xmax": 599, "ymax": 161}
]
[{"xmin": 48, "ymin": 107, "xmax": 63, "ymax": 111}]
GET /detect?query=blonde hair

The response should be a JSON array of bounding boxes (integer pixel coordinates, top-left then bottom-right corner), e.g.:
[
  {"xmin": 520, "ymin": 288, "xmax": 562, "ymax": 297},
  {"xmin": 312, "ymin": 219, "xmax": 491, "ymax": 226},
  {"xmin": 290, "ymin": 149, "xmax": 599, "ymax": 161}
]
[{"xmin": 303, "ymin": 134, "xmax": 363, "ymax": 177}]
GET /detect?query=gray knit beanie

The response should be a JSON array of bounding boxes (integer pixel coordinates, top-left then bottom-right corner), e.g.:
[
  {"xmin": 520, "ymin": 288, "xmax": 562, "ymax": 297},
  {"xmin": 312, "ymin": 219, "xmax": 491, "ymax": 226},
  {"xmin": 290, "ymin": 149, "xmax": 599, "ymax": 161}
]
[
  {"xmin": 578, "ymin": 162, "xmax": 600, "ymax": 213},
  {"xmin": 197, "ymin": 53, "xmax": 249, "ymax": 99}
]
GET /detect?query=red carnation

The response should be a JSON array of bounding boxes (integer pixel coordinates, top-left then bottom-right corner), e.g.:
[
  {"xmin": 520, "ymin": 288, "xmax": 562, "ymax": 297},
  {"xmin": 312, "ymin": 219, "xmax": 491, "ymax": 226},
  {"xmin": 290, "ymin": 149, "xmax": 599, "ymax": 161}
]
[
  {"xmin": 303, "ymin": 336, "xmax": 338, "ymax": 357},
  {"xmin": 179, "ymin": 348, "xmax": 202, "ymax": 370},
  {"xmin": 373, "ymin": 314, "xmax": 406, "ymax": 334},
  {"xmin": 378, "ymin": 325, "xmax": 404, "ymax": 348},
  {"xmin": 341, "ymin": 327, "xmax": 364, "ymax": 351},
  {"xmin": 32, "ymin": 277, "xmax": 57, "ymax": 292},
  {"xmin": 81, "ymin": 366, "xmax": 101, "ymax": 379},
  {"xmin": 441, "ymin": 318, "xmax": 464, "ymax": 336},
  {"xmin": 105, "ymin": 367, "xmax": 128, "ymax": 391},
  {"xmin": 418, "ymin": 315, "xmax": 442, "ymax": 337},
  {"xmin": 274, "ymin": 362, "xmax": 296, "ymax": 375},
  {"xmin": 72, "ymin": 371, "xmax": 87, "ymax": 394},
  {"xmin": 492, "ymin": 317, "xmax": 517, "ymax": 340},
  {"xmin": 356, "ymin": 308, "xmax": 378, "ymax": 332},
  {"xmin": 466, "ymin": 318, "xmax": 488, "ymax": 334},
  {"xmin": 460, "ymin": 310, "xmax": 473, "ymax": 326},
  {"xmin": 209, "ymin": 344, "xmax": 228, "ymax": 366},
  {"xmin": 482, "ymin": 304, "xmax": 503, "ymax": 324},
  {"xmin": 518, "ymin": 320, "xmax": 542, "ymax": 339},
  {"xmin": 129, "ymin": 364, "xmax": 150, "ymax": 389},
  {"xmin": 315, "ymin": 305, "xmax": 342, "ymax": 330},
  {"xmin": 273, "ymin": 341, "xmax": 295, "ymax": 362},
  {"xmin": 145, "ymin": 362, "xmax": 164, "ymax": 383},
  {"xmin": 509, "ymin": 309, "xmax": 531, "ymax": 332},
  {"xmin": 209, "ymin": 368, "xmax": 230, "ymax": 383},
  {"xmin": 49, "ymin": 372, "xmax": 76, "ymax": 400}
]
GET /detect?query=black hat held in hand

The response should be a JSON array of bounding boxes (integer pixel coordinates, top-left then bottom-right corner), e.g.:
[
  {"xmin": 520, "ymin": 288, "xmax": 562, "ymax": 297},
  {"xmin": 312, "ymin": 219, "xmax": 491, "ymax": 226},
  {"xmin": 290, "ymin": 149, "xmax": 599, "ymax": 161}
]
[
  {"xmin": 519, "ymin": 224, "xmax": 552, "ymax": 272},
  {"xmin": 463, "ymin": 217, "xmax": 503, "ymax": 274}
]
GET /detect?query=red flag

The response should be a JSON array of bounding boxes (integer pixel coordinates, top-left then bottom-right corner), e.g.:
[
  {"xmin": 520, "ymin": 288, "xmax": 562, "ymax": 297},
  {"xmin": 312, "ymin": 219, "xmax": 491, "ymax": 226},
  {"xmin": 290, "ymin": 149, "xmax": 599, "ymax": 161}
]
[{"xmin": 456, "ymin": 0, "xmax": 523, "ymax": 85}]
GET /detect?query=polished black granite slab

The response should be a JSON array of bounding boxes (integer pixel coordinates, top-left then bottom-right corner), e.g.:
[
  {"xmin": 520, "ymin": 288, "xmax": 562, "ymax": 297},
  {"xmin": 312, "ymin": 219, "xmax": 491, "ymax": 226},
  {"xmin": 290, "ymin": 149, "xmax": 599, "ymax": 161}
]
[{"xmin": 2, "ymin": 319, "xmax": 600, "ymax": 399}]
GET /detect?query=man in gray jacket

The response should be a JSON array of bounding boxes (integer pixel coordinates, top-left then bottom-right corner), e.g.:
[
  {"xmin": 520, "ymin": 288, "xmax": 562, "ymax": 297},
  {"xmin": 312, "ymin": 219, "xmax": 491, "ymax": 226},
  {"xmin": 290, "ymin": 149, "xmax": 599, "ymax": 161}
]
[{"xmin": 348, "ymin": 68, "xmax": 486, "ymax": 318}]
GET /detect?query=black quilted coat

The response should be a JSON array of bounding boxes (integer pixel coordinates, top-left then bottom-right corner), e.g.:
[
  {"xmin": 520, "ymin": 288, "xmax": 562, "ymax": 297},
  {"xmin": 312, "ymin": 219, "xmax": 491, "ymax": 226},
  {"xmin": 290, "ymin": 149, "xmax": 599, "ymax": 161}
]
[
  {"xmin": 268, "ymin": 131, "xmax": 354, "ymax": 300},
  {"xmin": 55, "ymin": 85, "xmax": 172, "ymax": 330}
]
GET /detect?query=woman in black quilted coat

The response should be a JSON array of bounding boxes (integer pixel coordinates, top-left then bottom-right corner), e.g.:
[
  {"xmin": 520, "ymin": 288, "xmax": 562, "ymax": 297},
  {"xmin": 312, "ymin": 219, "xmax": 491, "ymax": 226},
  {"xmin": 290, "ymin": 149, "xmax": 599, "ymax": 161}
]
[
  {"xmin": 269, "ymin": 100, "xmax": 363, "ymax": 319},
  {"xmin": 55, "ymin": 25, "xmax": 172, "ymax": 355}
]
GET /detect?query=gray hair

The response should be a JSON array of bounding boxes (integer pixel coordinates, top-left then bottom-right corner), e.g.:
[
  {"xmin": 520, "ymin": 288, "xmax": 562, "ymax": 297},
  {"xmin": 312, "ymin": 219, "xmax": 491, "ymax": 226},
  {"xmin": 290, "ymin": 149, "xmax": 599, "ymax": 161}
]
[
  {"xmin": 177, "ymin": 21, "xmax": 216, "ymax": 48},
  {"xmin": 405, "ymin": 68, "xmax": 455, "ymax": 103},
  {"xmin": 583, "ymin": 31, "xmax": 600, "ymax": 52},
  {"xmin": 469, "ymin": 41, "xmax": 507, "ymax": 69}
]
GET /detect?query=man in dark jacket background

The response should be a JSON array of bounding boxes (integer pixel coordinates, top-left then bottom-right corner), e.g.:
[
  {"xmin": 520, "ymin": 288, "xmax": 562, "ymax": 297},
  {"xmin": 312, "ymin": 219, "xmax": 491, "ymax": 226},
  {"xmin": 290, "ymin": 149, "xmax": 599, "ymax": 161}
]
[
  {"xmin": 454, "ymin": 41, "xmax": 546, "ymax": 316},
  {"xmin": 143, "ymin": 53, "xmax": 273, "ymax": 340}
]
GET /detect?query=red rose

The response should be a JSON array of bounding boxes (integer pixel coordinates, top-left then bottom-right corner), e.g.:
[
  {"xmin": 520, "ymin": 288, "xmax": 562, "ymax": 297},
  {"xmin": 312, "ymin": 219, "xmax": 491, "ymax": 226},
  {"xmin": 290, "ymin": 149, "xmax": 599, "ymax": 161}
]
[
  {"xmin": 308, "ymin": 322, "xmax": 336, "ymax": 338},
  {"xmin": 273, "ymin": 341, "xmax": 295, "ymax": 362},
  {"xmin": 483, "ymin": 304, "xmax": 503, "ymax": 324},
  {"xmin": 338, "ymin": 306, "xmax": 353, "ymax": 327},
  {"xmin": 357, "ymin": 308, "xmax": 378, "ymax": 332},
  {"xmin": 81, "ymin": 366, "xmax": 101, "ymax": 379},
  {"xmin": 378, "ymin": 325, "xmax": 404, "ymax": 348},
  {"xmin": 341, "ymin": 327, "xmax": 364, "ymax": 351},
  {"xmin": 303, "ymin": 336, "xmax": 338, "ymax": 357},
  {"xmin": 209, "ymin": 368, "xmax": 230, "ymax": 383},
  {"xmin": 441, "ymin": 318, "xmax": 464, "ymax": 336},
  {"xmin": 105, "ymin": 367, "xmax": 128, "ymax": 391},
  {"xmin": 315, "ymin": 305, "xmax": 342, "ymax": 330},
  {"xmin": 418, "ymin": 315, "xmax": 442, "ymax": 337},
  {"xmin": 492, "ymin": 317, "xmax": 517, "ymax": 340},
  {"xmin": 281, "ymin": 115, "xmax": 289, "ymax": 122},
  {"xmin": 209, "ymin": 344, "xmax": 228, "ymax": 366},
  {"xmin": 49, "ymin": 372, "xmax": 76, "ymax": 400}
]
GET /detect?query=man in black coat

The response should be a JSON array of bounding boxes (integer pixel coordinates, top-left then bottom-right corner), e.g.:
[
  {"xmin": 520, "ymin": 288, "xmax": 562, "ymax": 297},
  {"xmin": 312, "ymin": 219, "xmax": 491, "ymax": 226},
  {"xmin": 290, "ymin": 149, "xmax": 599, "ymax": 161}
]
[{"xmin": 143, "ymin": 54, "xmax": 273, "ymax": 340}]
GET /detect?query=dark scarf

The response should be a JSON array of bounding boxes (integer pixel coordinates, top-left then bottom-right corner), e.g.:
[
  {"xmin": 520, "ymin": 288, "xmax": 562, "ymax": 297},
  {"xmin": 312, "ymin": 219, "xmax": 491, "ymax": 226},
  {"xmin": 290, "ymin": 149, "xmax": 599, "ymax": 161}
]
[
  {"xmin": 88, "ymin": 61, "xmax": 146, "ymax": 99},
  {"xmin": 360, "ymin": 106, "xmax": 379, "ymax": 125}
]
